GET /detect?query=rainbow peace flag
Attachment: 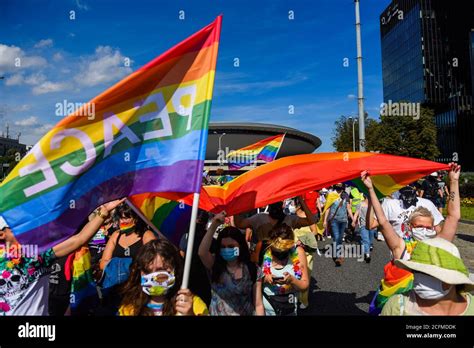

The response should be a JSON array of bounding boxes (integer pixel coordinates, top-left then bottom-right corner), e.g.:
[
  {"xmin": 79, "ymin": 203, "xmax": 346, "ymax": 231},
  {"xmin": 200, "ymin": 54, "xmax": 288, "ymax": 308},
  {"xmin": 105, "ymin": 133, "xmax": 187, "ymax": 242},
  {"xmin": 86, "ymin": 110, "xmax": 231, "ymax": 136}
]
[
  {"xmin": 0, "ymin": 16, "xmax": 222, "ymax": 252},
  {"xmin": 129, "ymin": 194, "xmax": 191, "ymax": 245},
  {"xmin": 226, "ymin": 134, "xmax": 285, "ymax": 169}
]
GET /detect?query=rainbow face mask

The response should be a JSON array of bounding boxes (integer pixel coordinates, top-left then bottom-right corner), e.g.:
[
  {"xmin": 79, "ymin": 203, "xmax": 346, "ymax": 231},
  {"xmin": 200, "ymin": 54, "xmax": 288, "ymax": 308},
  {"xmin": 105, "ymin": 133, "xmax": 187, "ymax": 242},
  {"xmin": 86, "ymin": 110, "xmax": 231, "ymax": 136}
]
[
  {"xmin": 141, "ymin": 271, "xmax": 175, "ymax": 296},
  {"xmin": 119, "ymin": 222, "xmax": 135, "ymax": 235}
]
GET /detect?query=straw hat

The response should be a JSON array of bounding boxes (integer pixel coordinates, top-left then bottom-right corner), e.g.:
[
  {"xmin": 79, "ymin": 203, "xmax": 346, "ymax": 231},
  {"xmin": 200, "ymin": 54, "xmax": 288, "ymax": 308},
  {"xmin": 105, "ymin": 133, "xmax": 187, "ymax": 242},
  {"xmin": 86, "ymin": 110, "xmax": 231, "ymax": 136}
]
[
  {"xmin": 271, "ymin": 237, "xmax": 295, "ymax": 252},
  {"xmin": 395, "ymin": 238, "xmax": 474, "ymax": 289}
]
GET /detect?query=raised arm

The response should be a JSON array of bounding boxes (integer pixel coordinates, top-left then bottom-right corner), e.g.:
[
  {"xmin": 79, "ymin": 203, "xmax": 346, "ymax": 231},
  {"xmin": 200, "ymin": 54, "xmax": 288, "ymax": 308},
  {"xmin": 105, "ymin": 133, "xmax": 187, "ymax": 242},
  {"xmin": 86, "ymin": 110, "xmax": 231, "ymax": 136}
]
[
  {"xmin": 53, "ymin": 198, "xmax": 125, "ymax": 258},
  {"xmin": 366, "ymin": 200, "xmax": 379, "ymax": 230},
  {"xmin": 295, "ymin": 196, "xmax": 315, "ymax": 228},
  {"xmin": 234, "ymin": 213, "xmax": 252, "ymax": 230},
  {"xmin": 361, "ymin": 171, "xmax": 404, "ymax": 259},
  {"xmin": 198, "ymin": 211, "xmax": 225, "ymax": 270},
  {"xmin": 437, "ymin": 163, "xmax": 461, "ymax": 242}
]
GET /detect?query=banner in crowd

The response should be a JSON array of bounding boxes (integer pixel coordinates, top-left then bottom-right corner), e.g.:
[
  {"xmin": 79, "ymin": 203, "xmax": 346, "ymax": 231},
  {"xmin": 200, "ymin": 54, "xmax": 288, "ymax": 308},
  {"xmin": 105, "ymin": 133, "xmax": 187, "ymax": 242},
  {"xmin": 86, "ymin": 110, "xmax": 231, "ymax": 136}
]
[
  {"xmin": 0, "ymin": 16, "xmax": 222, "ymax": 251},
  {"xmin": 226, "ymin": 134, "xmax": 285, "ymax": 169},
  {"xmin": 160, "ymin": 152, "xmax": 450, "ymax": 215}
]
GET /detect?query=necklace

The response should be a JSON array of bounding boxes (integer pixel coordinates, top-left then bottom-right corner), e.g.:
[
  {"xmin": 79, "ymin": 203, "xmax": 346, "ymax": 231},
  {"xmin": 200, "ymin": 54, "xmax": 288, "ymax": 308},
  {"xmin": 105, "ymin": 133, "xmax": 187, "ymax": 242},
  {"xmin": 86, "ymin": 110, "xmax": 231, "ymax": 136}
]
[{"xmin": 263, "ymin": 247, "xmax": 302, "ymax": 294}]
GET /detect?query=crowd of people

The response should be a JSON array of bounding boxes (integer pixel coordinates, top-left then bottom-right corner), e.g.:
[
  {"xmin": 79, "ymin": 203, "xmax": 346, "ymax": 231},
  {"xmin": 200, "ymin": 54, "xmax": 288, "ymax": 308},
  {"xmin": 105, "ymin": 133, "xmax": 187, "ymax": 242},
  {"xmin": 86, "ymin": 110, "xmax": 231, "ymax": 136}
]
[{"xmin": 0, "ymin": 163, "xmax": 472, "ymax": 316}]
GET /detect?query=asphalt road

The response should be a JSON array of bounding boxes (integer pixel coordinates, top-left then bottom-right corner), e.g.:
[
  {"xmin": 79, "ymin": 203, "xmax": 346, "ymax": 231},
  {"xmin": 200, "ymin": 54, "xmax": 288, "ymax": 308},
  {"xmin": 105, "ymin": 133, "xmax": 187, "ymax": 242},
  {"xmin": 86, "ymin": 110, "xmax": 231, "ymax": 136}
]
[{"xmin": 301, "ymin": 222, "xmax": 474, "ymax": 315}]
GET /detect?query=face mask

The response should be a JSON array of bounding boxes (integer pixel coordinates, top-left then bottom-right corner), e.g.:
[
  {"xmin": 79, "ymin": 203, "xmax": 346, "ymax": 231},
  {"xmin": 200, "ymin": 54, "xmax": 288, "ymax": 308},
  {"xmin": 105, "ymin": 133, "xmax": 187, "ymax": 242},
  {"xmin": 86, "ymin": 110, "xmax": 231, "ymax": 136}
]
[
  {"xmin": 413, "ymin": 272, "xmax": 452, "ymax": 300},
  {"xmin": 411, "ymin": 227, "xmax": 436, "ymax": 241},
  {"xmin": 120, "ymin": 222, "xmax": 135, "ymax": 235},
  {"xmin": 220, "ymin": 247, "xmax": 239, "ymax": 261},
  {"xmin": 141, "ymin": 271, "xmax": 175, "ymax": 296},
  {"xmin": 288, "ymin": 205, "xmax": 296, "ymax": 214},
  {"xmin": 272, "ymin": 249, "xmax": 290, "ymax": 260}
]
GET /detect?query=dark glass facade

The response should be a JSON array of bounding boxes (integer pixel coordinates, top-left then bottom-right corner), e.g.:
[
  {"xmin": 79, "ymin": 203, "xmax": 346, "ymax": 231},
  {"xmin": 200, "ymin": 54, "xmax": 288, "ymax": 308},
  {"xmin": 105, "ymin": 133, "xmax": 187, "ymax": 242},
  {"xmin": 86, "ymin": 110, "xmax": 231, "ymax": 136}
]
[{"xmin": 380, "ymin": 0, "xmax": 474, "ymax": 171}]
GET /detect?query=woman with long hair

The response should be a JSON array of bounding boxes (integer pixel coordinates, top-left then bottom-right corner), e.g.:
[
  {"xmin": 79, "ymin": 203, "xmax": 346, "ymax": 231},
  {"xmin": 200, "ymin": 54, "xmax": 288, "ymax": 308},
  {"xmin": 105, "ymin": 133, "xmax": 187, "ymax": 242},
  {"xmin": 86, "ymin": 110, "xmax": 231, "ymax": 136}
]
[
  {"xmin": 262, "ymin": 224, "xmax": 309, "ymax": 316},
  {"xmin": 118, "ymin": 238, "xmax": 208, "ymax": 316},
  {"xmin": 98, "ymin": 203, "xmax": 156, "ymax": 314},
  {"xmin": 198, "ymin": 212, "xmax": 264, "ymax": 316}
]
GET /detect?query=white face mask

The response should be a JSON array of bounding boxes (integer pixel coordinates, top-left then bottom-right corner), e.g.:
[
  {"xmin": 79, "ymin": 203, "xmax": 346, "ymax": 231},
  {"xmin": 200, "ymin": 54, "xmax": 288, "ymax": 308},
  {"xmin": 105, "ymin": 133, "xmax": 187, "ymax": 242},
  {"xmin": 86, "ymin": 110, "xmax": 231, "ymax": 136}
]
[
  {"xmin": 413, "ymin": 272, "xmax": 452, "ymax": 300},
  {"xmin": 411, "ymin": 227, "xmax": 436, "ymax": 241}
]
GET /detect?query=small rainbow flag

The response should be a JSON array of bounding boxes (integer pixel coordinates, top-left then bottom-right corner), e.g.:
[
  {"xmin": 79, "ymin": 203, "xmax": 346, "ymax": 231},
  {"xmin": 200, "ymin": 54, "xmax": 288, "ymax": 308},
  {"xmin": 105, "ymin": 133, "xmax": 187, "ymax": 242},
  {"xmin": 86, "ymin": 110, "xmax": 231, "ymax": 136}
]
[
  {"xmin": 0, "ymin": 16, "xmax": 221, "ymax": 252},
  {"xmin": 369, "ymin": 260, "xmax": 414, "ymax": 315},
  {"xmin": 129, "ymin": 193, "xmax": 191, "ymax": 245},
  {"xmin": 68, "ymin": 247, "xmax": 98, "ymax": 313},
  {"xmin": 226, "ymin": 134, "xmax": 285, "ymax": 169}
]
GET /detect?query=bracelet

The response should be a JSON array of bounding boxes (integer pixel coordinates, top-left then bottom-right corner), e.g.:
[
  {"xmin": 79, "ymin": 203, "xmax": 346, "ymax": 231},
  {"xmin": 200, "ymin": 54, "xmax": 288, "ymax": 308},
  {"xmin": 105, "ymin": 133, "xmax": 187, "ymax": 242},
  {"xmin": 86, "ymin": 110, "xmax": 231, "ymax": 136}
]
[{"xmin": 97, "ymin": 208, "xmax": 109, "ymax": 220}]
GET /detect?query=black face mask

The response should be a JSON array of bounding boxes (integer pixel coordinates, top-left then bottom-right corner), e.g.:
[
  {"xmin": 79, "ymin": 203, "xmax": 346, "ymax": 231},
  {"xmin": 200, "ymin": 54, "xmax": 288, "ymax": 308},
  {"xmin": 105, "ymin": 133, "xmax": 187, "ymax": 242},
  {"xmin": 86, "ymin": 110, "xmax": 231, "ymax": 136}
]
[
  {"xmin": 400, "ymin": 188, "xmax": 417, "ymax": 209},
  {"xmin": 272, "ymin": 249, "xmax": 290, "ymax": 260}
]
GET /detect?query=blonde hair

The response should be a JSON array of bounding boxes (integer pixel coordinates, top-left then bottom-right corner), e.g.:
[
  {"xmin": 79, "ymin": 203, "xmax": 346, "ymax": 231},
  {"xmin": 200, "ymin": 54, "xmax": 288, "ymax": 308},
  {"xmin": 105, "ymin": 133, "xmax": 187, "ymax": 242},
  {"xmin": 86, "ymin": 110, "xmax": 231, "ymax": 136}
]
[{"xmin": 408, "ymin": 207, "xmax": 434, "ymax": 225}]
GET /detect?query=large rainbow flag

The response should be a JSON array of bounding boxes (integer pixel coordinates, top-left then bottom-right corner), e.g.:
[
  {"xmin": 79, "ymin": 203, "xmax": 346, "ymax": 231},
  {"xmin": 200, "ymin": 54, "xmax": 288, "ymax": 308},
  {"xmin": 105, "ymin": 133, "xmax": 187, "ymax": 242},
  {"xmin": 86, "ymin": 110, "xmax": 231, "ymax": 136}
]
[
  {"xmin": 129, "ymin": 194, "xmax": 192, "ymax": 245},
  {"xmin": 160, "ymin": 152, "xmax": 450, "ymax": 215},
  {"xmin": 0, "ymin": 16, "xmax": 222, "ymax": 251},
  {"xmin": 226, "ymin": 134, "xmax": 285, "ymax": 169}
]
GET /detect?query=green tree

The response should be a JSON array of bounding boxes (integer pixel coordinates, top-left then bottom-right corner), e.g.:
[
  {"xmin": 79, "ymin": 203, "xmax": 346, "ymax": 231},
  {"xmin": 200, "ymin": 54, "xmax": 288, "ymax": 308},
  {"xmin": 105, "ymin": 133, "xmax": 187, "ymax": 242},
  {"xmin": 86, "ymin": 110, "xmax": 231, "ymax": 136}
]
[
  {"xmin": 332, "ymin": 113, "xmax": 379, "ymax": 152},
  {"xmin": 373, "ymin": 105, "xmax": 440, "ymax": 160}
]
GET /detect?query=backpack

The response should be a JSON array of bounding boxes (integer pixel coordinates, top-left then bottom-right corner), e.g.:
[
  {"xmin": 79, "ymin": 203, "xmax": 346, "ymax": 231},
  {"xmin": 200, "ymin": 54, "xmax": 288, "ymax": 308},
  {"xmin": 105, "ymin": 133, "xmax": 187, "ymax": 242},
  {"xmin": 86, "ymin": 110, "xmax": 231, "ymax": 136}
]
[{"xmin": 99, "ymin": 257, "xmax": 133, "ymax": 290}]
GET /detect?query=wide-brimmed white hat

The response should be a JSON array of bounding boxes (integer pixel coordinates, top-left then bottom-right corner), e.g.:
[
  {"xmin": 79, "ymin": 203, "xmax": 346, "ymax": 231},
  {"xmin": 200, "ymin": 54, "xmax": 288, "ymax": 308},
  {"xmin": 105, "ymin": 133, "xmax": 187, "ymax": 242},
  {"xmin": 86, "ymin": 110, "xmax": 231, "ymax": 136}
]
[
  {"xmin": 395, "ymin": 238, "xmax": 474, "ymax": 289},
  {"xmin": 0, "ymin": 216, "xmax": 9, "ymax": 230}
]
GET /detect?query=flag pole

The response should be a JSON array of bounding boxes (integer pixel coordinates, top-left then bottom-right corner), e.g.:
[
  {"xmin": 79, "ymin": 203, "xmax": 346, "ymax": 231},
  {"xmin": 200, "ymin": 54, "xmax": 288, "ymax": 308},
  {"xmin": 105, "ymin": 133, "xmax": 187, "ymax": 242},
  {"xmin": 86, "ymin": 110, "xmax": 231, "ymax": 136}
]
[
  {"xmin": 181, "ymin": 192, "xmax": 200, "ymax": 289},
  {"xmin": 125, "ymin": 198, "xmax": 166, "ymax": 240},
  {"xmin": 273, "ymin": 133, "xmax": 286, "ymax": 160}
]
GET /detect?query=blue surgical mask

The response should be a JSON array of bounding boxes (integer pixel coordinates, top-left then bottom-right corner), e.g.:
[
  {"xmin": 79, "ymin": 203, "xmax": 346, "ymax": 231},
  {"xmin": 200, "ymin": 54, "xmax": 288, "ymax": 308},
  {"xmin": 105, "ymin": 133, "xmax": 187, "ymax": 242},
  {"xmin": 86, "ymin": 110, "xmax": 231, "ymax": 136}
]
[{"xmin": 220, "ymin": 247, "xmax": 239, "ymax": 261}]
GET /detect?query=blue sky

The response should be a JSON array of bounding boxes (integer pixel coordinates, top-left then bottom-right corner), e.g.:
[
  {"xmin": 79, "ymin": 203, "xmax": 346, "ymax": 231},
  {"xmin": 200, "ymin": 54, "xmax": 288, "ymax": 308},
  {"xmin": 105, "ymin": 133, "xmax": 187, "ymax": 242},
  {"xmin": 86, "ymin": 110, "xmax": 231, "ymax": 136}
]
[{"xmin": 0, "ymin": 0, "xmax": 391, "ymax": 152}]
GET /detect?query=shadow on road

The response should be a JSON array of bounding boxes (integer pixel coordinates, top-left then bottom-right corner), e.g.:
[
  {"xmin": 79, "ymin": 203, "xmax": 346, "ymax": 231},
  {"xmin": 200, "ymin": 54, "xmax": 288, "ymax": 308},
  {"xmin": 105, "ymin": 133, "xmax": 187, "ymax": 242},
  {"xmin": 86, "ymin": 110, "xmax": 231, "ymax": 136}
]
[{"xmin": 457, "ymin": 233, "xmax": 474, "ymax": 243}]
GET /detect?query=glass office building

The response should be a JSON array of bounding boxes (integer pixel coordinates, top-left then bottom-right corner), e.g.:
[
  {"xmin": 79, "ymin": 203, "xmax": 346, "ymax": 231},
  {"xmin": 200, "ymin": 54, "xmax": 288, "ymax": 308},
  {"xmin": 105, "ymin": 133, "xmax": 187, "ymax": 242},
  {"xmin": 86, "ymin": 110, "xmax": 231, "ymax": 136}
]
[{"xmin": 380, "ymin": 0, "xmax": 474, "ymax": 170}]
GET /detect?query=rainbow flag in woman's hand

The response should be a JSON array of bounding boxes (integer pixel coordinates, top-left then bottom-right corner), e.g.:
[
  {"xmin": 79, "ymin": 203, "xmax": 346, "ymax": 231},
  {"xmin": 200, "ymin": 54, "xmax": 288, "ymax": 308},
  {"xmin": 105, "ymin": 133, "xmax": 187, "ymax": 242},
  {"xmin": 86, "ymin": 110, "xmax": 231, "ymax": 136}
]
[
  {"xmin": 226, "ymin": 134, "xmax": 285, "ymax": 169},
  {"xmin": 0, "ymin": 16, "xmax": 222, "ymax": 252}
]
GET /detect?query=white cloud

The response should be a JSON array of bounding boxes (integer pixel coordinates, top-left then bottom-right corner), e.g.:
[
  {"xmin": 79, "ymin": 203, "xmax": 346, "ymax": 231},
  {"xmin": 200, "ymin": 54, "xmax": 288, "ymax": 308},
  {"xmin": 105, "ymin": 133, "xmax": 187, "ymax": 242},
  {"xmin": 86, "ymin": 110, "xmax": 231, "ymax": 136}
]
[
  {"xmin": 34, "ymin": 123, "xmax": 54, "ymax": 136},
  {"xmin": 53, "ymin": 52, "xmax": 63, "ymax": 61},
  {"xmin": 34, "ymin": 39, "xmax": 53, "ymax": 49},
  {"xmin": 5, "ymin": 72, "xmax": 46, "ymax": 86},
  {"xmin": 75, "ymin": 0, "xmax": 90, "ymax": 10},
  {"xmin": 5, "ymin": 73, "xmax": 24, "ymax": 86},
  {"xmin": 347, "ymin": 94, "xmax": 357, "ymax": 100},
  {"xmin": 0, "ymin": 43, "xmax": 47, "ymax": 74},
  {"xmin": 74, "ymin": 46, "xmax": 132, "ymax": 87},
  {"xmin": 24, "ymin": 72, "xmax": 46, "ymax": 85},
  {"xmin": 14, "ymin": 116, "xmax": 40, "ymax": 127},
  {"xmin": 32, "ymin": 81, "xmax": 69, "ymax": 95},
  {"xmin": 215, "ymin": 71, "xmax": 308, "ymax": 95}
]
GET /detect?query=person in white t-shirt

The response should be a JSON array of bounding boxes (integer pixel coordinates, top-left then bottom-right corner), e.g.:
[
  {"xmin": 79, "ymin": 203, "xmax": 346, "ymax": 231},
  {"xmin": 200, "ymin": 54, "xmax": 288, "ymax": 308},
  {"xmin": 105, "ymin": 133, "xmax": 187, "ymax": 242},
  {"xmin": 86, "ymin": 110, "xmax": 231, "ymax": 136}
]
[
  {"xmin": 381, "ymin": 192, "xmax": 443, "ymax": 239},
  {"xmin": 361, "ymin": 163, "xmax": 461, "ymax": 260},
  {"xmin": 0, "ymin": 198, "xmax": 125, "ymax": 316}
]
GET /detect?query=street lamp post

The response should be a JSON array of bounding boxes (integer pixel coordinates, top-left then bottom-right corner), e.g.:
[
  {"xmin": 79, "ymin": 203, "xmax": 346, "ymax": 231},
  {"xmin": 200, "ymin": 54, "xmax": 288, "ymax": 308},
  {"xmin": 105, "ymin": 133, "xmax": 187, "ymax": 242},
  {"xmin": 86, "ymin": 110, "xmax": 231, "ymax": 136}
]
[
  {"xmin": 354, "ymin": 0, "xmax": 366, "ymax": 151},
  {"xmin": 348, "ymin": 116, "xmax": 358, "ymax": 152},
  {"xmin": 217, "ymin": 132, "xmax": 226, "ymax": 166}
]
